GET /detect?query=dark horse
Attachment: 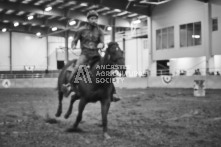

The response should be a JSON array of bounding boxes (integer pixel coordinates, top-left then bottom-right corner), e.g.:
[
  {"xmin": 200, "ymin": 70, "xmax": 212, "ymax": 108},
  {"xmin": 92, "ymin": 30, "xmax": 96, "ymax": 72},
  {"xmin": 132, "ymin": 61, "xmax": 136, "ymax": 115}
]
[{"xmin": 55, "ymin": 42, "xmax": 125, "ymax": 139}]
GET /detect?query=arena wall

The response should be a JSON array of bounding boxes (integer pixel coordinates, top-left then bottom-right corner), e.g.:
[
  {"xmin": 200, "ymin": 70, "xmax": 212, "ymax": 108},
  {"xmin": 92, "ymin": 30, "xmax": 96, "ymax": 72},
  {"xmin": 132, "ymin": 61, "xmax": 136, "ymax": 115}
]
[
  {"xmin": 1, "ymin": 77, "xmax": 221, "ymax": 89},
  {"xmin": 0, "ymin": 32, "xmax": 10, "ymax": 71}
]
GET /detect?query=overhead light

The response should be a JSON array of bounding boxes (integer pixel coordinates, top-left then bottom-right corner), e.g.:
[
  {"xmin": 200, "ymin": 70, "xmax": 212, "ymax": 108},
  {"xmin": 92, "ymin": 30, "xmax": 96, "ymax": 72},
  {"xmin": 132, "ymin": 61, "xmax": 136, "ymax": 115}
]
[
  {"xmin": 3, "ymin": 20, "xmax": 9, "ymax": 23},
  {"xmin": 107, "ymin": 26, "xmax": 112, "ymax": 31},
  {"xmin": 68, "ymin": 36, "xmax": 73, "ymax": 40},
  {"xmin": 27, "ymin": 15, "xmax": 34, "ymax": 20},
  {"xmin": 2, "ymin": 28, "xmax": 7, "ymax": 32},
  {"xmin": 132, "ymin": 19, "xmax": 141, "ymax": 24},
  {"xmin": 36, "ymin": 32, "xmax": 41, "ymax": 37},
  {"xmin": 14, "ymin": 22, "xmax": 19, "ymax": 27},
  {"xmin": 114, "ymin": 9, "xmax": 121, "ymax": 12},
  {"xmin": 45, "ymin": 6, "xmax": 52, "ymax": 12},
  {"xmin": 80, "ymin": 3, "xmax": 88, "ymax": 6},
  {"xmin": 192, "ymin": 35, "xmax": 200, "ymax": 39},
  {"xmin": 52, "ymin": 27, "xmax": 57, "ymax": 31},
  {"xmin": 69, "ymin": 20, "xmax": 76, "ymax": 26},
  {"xmin": 140, "ymin": 0, "xmax": 171, "ymax": 5}
]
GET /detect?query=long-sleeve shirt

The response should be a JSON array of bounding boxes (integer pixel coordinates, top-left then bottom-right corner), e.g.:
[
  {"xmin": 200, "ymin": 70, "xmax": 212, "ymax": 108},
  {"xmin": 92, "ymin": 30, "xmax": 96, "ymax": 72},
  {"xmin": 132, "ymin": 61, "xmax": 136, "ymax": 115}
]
[{"xmin": 72, "ymin": 24, "xmax": 104, "ymax": 50}]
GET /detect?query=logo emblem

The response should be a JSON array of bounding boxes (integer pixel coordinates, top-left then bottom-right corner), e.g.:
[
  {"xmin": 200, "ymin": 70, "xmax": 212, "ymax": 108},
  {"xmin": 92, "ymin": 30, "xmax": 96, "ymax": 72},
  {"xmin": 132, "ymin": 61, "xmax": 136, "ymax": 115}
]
[
  {"xmin": 161, "ymin": 75, "xmax": 173, "ymax": 85},
  {"xmin": 2, "ymin": 79, "xmax": 11, "ymax": 88}
]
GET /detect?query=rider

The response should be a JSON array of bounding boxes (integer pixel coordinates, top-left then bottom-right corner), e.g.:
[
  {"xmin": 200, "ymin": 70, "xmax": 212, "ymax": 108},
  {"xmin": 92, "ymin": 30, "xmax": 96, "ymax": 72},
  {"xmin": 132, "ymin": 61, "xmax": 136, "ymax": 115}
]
[{"xmin": 62, "ymin": 10, "xmax": 121, "ymax": 102}]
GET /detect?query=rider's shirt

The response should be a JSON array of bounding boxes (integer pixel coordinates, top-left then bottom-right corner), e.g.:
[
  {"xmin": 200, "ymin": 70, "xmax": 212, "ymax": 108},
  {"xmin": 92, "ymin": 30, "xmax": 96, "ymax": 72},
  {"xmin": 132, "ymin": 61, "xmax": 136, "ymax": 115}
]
[{"xmin": 73, "ymin": 24, "xmax": 104, "ymax": 52}]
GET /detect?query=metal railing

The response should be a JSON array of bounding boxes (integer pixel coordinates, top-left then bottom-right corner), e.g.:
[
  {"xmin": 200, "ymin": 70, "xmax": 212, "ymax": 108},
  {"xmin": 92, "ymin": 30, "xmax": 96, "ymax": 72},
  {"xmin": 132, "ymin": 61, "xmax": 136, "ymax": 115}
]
[{"xmin": 0, "ymin": 73, "xmax": 59, "ymax": 79}]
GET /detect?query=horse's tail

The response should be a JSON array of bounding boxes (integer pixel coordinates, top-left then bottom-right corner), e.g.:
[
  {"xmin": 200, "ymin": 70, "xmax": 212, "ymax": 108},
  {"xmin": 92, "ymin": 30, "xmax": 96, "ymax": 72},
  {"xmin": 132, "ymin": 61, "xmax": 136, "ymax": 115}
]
[{"xmin": 56, "ymin": 59, "xmax": 77, "ymax": 91}]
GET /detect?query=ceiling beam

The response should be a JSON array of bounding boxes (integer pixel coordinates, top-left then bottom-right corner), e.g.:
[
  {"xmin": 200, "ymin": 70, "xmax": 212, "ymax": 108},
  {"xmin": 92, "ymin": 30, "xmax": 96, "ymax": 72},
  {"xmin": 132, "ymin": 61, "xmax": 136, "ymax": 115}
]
[
  {"xmin": 72, "ymin": 0, "xmax": 150, "ymax": 16},
  {"xmin": 0, "ymin": 13, "xmax": 66, "ymax": 29},
  {"xmin": 0, "ymin": 1, "xmax": 131, "ymax": 27},
  {"xmin": 0, "ymin": 21, "xmax": 66, "ymax": 37},
  {"xmin": 196, "ymin": 0, "xmax": 209, "ymax": 2}
]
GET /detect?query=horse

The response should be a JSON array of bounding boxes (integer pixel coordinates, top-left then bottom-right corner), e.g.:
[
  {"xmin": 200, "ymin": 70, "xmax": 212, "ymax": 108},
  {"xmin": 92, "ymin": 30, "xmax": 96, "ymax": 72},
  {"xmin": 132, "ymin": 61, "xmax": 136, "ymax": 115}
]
[{"xmin": 55, "ymin": 42, "xmax": 126, "ymax": 139}]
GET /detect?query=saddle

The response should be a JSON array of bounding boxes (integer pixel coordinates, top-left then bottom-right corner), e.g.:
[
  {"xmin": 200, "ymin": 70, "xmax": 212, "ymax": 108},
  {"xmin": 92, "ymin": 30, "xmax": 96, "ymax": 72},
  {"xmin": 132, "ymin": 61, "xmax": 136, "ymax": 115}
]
[{"xmin": 88, "ymin": 55, "xmax": 101, "ymax": 69}]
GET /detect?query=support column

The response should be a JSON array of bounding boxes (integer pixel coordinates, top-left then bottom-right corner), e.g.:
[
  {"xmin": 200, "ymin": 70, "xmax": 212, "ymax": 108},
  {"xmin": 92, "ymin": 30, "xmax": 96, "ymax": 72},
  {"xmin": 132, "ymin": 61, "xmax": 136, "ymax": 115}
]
[
  {"xmin": 122, "ymin": 37, "xmax": 126, "ymax": 52},
  {"xmin": 64, "ymin": 31, "xmax": 69, "ymax": 63},
  {"xmin": 111, "ymin": 18, "xmax": 116, "ymax": 42},
  {"xmin": 204, "ymin": 1, "xmax": 212, "ymax": 75},
  {"xmin": 46, "ymin": 36, "xmax": 49, "ymax": 70},
  {"xmin": 9, "ymin": 31, "xmax": 12, "ymax": 73},
  {"xmin": 147, "ymin": 16, "xmax": 154, "ymax": 76}
]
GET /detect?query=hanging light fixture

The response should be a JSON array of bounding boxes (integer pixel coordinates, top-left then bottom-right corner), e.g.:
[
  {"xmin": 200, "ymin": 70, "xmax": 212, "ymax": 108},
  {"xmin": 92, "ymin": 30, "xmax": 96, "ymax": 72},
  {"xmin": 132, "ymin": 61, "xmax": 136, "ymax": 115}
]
[
  {"xmin": 132, "ymin": 19, "xmax": 141, "ymax": 24},
  {"xmin": 36, "ymin": 32, "xmax": 41, "ymax": 37},
  {"xmin": 107, "ymin": 26, "xmax": 112, "ymax": 31},
  {"xmin": 14, "ymin": 22, "xmax": 19, "ymax": 27},
  {"xmin": 45, "ymin": 6, "xmax": 52, "ymax": 12},
  {"xmin": 52, "ymin": 27, "xmax": 57, "ymax": 31},
  {"xmin": 69, "ymin": 20, "xmax": 76, "ymax": 26},
  {"xmin": 2, "ymin": 28, "xmax": 7, "ymax": 32},
  {"xmin": 27, "ymin": 15, "xmax": 34, "ymax": 20},
  {"xmin": 68, "ymin": 36, "xmax": 74, "ymax": 40}
]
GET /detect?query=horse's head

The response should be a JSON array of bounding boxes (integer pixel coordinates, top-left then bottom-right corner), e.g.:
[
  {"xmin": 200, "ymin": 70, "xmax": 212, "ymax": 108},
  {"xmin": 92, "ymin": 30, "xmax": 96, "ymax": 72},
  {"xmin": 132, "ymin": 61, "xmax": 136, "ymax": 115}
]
[{"xmin": 105, "ymin": 42, "xmax": 126, "ymax": 75}]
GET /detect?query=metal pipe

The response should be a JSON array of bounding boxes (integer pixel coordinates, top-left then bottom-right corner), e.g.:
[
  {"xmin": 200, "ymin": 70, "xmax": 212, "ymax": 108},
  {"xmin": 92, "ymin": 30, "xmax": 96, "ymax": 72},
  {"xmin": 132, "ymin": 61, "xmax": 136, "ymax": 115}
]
[
  {"xmin": 64, "ymin": 31, "xmax": 69, "ymax": 63},
  {"xmin": 111, "ymin": 18, "xmax": 116, "ymax": 42},
  {"xmin": 46, "ymin": 36, "xmax": 49, "ymax": 70},
  {"xmin": 9, "ymin": 31, "xmax": 12, "ymax": 73}
]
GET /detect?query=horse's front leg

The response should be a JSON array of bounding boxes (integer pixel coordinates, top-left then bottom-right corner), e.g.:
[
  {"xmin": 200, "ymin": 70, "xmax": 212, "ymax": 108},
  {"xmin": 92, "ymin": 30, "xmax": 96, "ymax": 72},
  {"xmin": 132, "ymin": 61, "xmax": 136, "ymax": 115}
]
[
  {"xmin": 101, "ymin": 98, "xmax": 111, "ymax": 139},
  {"xmin": 55, "ymin": 91, "xmax": 63, "ymax": 117},
  {"xmin": 66, "ymin": 98, "xmax": 87, "ymax": 132},
  {"xmin": 64, "ymin": 94, "xmax": 80, "ymax": 119}
]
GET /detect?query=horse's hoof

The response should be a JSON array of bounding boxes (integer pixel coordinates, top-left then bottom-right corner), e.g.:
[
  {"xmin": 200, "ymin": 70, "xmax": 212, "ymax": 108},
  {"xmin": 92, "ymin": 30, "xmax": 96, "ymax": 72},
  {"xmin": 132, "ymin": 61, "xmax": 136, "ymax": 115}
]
[
  {"xmin": 104, "ymin": 133, "xmax": 111, "ymax": 140},
  {"xmin": 96, "ymin": 123, "xmax": 103, "ymax": 127},
  {"xmin": 55, "ymin": 111, "xmax": 62, "ymax": 117},
  {"xmin": 64, "ymin": 114, "xmax": 70, "ymax": 119},
  {"xmin": 65, "ymin": 127, "xmax": 84, "ymax": 133}
]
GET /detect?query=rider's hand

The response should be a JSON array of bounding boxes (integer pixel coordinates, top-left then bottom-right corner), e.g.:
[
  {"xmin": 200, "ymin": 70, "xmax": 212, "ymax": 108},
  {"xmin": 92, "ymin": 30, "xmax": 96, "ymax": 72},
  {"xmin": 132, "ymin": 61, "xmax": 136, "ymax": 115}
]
[
  {"xmin": 97, "ymin": 43, "xmax": 104, "ymax": 49},
  {"xmin": 71, "ymin": 42, "xmax": 76, "ymax": 49},
  {"xmin": 72, "ymin": 45, "xmax": 76, "ymax": 50}
]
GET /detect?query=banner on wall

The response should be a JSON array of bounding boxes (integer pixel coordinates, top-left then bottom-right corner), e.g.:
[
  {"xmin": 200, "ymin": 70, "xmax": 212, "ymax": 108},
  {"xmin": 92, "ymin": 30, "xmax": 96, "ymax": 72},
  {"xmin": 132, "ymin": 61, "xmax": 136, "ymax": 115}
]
[
  {"xmin": 24, "ymin": 65, "xmax": 35, "ymax": 71},
  {"xmin": 2, "ymin": 79, "xmax": 11, "ymax": 88},
  {"xmin": 161, "ymin": 75, "xmax": 173, "ymax": 85}
]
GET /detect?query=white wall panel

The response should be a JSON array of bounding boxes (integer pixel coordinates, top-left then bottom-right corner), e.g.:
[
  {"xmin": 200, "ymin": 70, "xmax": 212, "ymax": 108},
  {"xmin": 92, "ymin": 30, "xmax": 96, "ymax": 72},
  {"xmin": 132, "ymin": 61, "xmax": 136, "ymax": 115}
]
[
  {"xmin": 212, "ymin": 0, "xmax": 221, "ymax": 55},
  {"xmin": 0, "ymin": 32, "xmax": 10, "ymax": 71},
  {"xmin": 152, "ymin": 0, "xmax": 206, "ymax": 60},
  {"xmin": 12, "ymin": 32, "xmax": 47, "ymax": 71},
  {"xmin": 48, "ymin": 36, "xmax": 65, "ymax": 70}
]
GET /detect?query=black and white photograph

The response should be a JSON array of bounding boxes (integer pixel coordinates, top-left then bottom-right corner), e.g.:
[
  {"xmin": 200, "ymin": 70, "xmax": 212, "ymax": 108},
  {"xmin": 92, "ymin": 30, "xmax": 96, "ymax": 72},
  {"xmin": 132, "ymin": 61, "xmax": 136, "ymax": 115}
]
[{"xmin": 0, "ymin": 0, "xmax": 221, "ymax": 146}]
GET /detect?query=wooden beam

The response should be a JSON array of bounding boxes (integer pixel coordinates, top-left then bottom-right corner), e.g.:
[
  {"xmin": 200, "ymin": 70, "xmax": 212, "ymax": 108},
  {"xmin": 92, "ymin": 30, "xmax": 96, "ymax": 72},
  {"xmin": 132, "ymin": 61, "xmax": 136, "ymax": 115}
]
[
  {"xmin": 72, "ymin": 0, "xmax": 150, "ymax": 16},
  {"xmin": 0, "ymin": 13, "xmax": 66, "ymax": 29},
  {"xmin": 0, "ymin": 1, "xmax": 130, "ymax": 27}
]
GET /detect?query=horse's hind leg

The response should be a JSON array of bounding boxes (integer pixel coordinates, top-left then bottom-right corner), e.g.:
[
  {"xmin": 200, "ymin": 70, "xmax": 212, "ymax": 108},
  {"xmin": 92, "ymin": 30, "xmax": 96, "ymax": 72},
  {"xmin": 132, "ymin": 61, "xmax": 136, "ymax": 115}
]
[
  {"xmin": 64, "ymin": 94, "xmax": 80, "ymax": 119},
  {"xmin": 66, "ymin": 99, "xmax": 87, "ymax": 132},
  {"xmin": 55, "ymin": 91, "xmax": 63, "ymax": 117}
]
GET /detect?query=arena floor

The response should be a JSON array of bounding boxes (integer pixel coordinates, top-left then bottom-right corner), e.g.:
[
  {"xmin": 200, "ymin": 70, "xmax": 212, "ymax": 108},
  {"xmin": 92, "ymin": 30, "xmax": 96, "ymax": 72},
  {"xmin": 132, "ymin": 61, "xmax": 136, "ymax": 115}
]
[{"xmin": 0, "ymin": 88, "xmax": 221, "ymax": 147}]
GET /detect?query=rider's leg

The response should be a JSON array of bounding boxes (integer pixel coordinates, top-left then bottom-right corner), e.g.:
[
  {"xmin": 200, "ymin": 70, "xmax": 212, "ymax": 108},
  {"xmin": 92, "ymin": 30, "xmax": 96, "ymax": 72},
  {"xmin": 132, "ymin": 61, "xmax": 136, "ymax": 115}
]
[{"xmin": 63, "ymin": 55, "xmax": 88, "ymax": 97}]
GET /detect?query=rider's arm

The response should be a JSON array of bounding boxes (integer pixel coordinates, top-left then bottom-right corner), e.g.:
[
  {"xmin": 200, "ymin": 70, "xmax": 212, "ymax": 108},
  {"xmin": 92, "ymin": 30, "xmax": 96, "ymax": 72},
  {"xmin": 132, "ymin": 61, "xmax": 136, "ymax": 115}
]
[{"xmin": 97, "ymin": 28, "xmax": 104, "ymax": 49}]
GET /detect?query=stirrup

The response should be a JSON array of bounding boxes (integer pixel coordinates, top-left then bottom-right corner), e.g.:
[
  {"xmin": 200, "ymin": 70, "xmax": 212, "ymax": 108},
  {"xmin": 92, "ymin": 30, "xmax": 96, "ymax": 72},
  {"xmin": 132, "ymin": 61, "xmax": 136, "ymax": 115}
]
[
  {"xmin": 62, "ymin": 84, "xmax": 72, "ymax": 97},
  {"xmin": 112, "ymin": 95, "xmax": 121, "ymax": 102}
]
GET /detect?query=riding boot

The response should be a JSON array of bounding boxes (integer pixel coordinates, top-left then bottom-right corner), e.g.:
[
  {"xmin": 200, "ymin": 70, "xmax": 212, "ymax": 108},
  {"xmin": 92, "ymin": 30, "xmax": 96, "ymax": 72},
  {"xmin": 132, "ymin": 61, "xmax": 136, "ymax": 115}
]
[
  {"xmin": 62, "ymin": 71, "xmax": 76, "ymax": 97},
  {"xmin": 111, "ymin": 84, "xmax": 121, "ymax": 102},
  {"xmin": 112, "ymin": 94, "xmax": 121, "ymax": 102}
]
